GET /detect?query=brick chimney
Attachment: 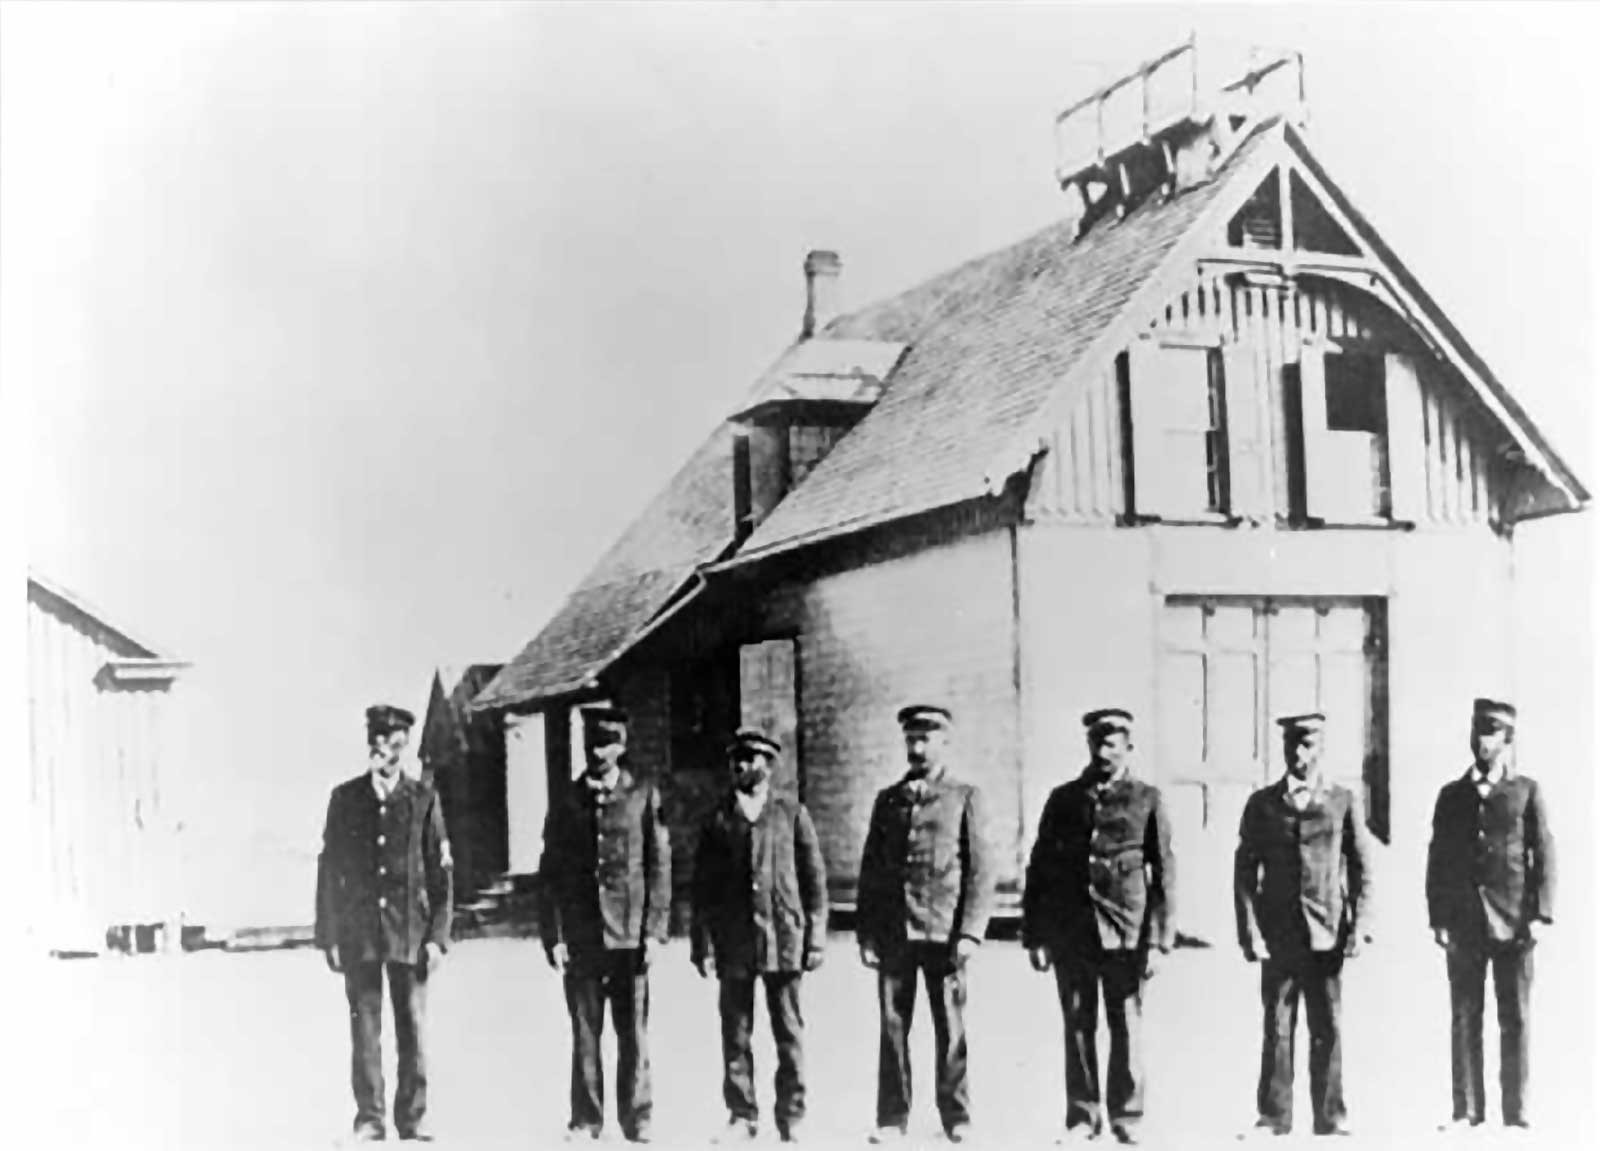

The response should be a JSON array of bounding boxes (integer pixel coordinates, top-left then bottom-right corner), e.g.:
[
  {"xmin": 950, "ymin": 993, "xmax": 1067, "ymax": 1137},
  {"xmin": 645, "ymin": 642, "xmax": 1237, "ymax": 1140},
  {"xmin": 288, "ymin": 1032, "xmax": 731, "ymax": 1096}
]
[{"xmin": 801, "ymin": 250, "xmax": 841, "ymax": 340}]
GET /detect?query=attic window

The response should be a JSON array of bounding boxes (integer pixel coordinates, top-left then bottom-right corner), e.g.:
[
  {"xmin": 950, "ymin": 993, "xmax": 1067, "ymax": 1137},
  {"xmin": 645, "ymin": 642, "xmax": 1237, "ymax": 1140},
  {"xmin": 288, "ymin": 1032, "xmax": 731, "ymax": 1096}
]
[
  {"xmin": 1227, "ymin": 173, "xmax": 1282, "ymax": 250},
  {"xmin": 1325, "ymin": 352, "xmax": 1385, "ymax": 433},
  {"xmin": 1290, "ymin": 171, "xmax": 1360, "ymax": 256}
]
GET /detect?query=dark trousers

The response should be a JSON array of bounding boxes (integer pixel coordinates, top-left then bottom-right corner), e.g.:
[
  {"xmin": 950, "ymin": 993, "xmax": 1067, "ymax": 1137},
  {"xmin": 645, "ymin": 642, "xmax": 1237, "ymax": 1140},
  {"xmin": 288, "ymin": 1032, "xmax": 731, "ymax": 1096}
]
[
  {"xmin": 1446, "ymin": 940, "xmax": 1534, "ymax": 1124},
  {"xmin": 565, "ymin": 948, "xmax": 651, "ymax": 1135},
  {"xmin": 1054, "ymin": 947, "xmax": 1146, "ymax": 1133},
  {"xmin": 876, "ymin": 942, "xmax": 971, "ymax": 1131},
  {"xmin": 344, "ymin": 960, "xmax": 430, "ymax": 1135},
  {"xmin": 1257, "ymin": 951, "xmax": 1345, "ymax": 1133},
  {"xmin": 719, "ymin": 972, "xmax": 806, "ymax": 1127}
]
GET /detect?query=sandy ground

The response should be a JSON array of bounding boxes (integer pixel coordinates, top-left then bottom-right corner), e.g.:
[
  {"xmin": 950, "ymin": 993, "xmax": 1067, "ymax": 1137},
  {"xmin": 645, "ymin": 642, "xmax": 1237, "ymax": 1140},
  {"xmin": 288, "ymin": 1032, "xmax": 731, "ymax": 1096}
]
[{"xmin": 17, "ymin": 934, "xmax": 1594, "ymax": 1151}]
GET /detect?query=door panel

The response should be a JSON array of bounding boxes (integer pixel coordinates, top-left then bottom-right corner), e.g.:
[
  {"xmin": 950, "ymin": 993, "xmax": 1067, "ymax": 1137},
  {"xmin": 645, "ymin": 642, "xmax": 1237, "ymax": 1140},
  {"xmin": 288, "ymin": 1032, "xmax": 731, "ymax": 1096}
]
[
  {"xmin": 1158, "ymin": 596, "xmax": 1386, "ymax": 943},
  {"xmin": 739, "ymin": 639, "xmax": 801, "ymax": 800}
]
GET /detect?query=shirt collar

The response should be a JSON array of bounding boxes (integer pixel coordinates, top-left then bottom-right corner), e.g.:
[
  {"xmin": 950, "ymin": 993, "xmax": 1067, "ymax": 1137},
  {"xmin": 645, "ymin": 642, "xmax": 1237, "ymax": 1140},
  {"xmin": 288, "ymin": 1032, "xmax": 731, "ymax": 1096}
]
[
  {"xmin": 584, "ymin": 765, "xmax": 621, "ymax": 795},
  {"xmin": 370, "ymin": 769, "xmax": 402, "ymax": 801},
  {"xmin": 734, "ymin": 785, "xmax": 769, "ymax": 820},
  {"xmin": 902, "ymin": 764, "xmax": 946, "ymax": 792},
  {"xmin": 1089, "ymin": 762, "xmax": 1130, "ymax": 789},
  {"xmin": 1469, "ymin": 761, "xmax": 1507, "ymax": 786}
]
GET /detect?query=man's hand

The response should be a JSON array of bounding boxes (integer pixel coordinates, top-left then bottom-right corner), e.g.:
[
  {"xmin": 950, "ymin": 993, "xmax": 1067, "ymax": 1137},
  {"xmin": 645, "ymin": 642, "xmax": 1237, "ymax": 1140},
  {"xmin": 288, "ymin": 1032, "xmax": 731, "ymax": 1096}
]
[
  {"xmin": 1432, "ymin": 927, "xmax": 1452, "ymax": 952},
  {"xmin": 323, "ymin": 946, "xmax": 343, "ymax": 974},
  {"xmin": 420, "ymin": 942, "xmax": 446, "ymax": 972},
  {"xmin": 546, "ymin": 942, "xmax": 569, "ymax": 972},
  {"xmin": 1523, "ymin": 920, "xmax": 1546, "ymax": 947},
  {"xmin": 1028, "ymin": 946, "xmax": 1052, "ymax": 973},
  {"xmin": 1343, "ymin": 933, "xmax": 1369, "ymax": 960},
  {"xmin": 859, "ymin": 944, "xmax": 879, "ymax": 969},
  {"xmin": 953, "ymin": 936, "xmax": 981, "ymax": 967},
  {"xmin": 639, "ymin": 940, "xmax": 655, "ymax": 970},
  {"xmin": 693, "ymin": 953, "xmax": 714, "ymax": 979},
  {"xmin": 803, "ymin": 948, "xmax": 825, "ymax": 973},
  {"xmin": 1143, "ymin": 948, "xmax": 1167, "ymax": 979},
  {"xmin": 1242, "ymin": 939, "xmax": 1264, "ymax": 964}
]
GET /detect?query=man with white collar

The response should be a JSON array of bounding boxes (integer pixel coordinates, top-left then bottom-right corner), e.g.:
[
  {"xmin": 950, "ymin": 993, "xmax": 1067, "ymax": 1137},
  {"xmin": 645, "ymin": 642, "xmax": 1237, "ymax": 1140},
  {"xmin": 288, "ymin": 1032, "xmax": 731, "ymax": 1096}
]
[
  {"xmin": 1234, "ymin": 712, "xmax": 1372, "ymax": 1139},
  {"xmin": 315, "ymin": 704, "xmax": 454, "ymax": 1143},
  {"xmin": 691, "ymin": 729, "xmax": 828, "ymax": 1144},
  {"xmin": 1022, "ymin": 708, "xmax": 1176, "ymax": 1146},
  {"xmin": 857, "ymin": 704, "xmax": 995, "ymax": 1145},
  {"xmin": 1426, "ymin": 698, "xmax": 1554, "ymax": 1133},
  {"xmin": 539, "ymin": 706, "xmax": 671, "ymax": 1144}
]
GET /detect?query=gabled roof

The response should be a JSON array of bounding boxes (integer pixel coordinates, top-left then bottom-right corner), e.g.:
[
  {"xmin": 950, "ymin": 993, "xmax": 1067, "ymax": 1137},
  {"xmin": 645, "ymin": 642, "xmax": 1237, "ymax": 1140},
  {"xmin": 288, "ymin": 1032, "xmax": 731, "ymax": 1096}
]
[
  {"xmin": 27, "ymin": 571, "xmax": 183, "ymax": 663},
  {"xmin": 475, "ymin": 116, "xmax": 1585, "ymax": 712},
  {"xmin": 731, "ymin": 123, "xmax": 1281, "ymax": 561}
]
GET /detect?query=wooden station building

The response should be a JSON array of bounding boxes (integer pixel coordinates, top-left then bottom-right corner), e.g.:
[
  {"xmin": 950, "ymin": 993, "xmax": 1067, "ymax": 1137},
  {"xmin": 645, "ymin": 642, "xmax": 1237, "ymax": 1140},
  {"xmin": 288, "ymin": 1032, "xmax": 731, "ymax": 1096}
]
[{"xmin": 472, "ymin": 44, "xmax": 1586, "ymax": 942}]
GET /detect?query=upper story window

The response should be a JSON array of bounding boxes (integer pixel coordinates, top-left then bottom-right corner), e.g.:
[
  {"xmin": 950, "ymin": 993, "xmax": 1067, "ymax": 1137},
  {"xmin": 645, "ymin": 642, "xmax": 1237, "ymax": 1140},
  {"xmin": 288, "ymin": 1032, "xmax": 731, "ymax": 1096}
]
[{"xmin": 1127, "ymin": 333, "xmax": 1426, "ymax": 528}]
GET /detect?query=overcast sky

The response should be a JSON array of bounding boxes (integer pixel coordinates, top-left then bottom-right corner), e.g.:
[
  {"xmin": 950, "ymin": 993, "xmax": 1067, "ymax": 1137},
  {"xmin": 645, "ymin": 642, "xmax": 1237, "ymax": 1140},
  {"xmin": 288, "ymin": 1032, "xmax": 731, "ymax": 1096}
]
[{"xmin": 4, "ymin": 2, "xmax": 1594, "ymax": 901}]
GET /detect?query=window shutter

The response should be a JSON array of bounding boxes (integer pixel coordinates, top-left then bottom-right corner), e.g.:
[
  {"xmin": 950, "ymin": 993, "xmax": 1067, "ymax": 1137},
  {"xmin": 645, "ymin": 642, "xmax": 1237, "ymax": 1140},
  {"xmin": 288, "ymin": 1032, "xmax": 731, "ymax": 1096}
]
[
  {"xmin": 1129, "ymin": 338, "xmax": 1175, "ymax": 517},
  {"xmin": 1222, "ymin": 342, "xmax": 1269, "ymax": 520},
  {"xmin": 1299, "ymin": 345, "xmax": 1334, "ymax": 520},
  {"xmin": 1384, "ymin": 352, "xmax": 1426, "ymax": 524}
]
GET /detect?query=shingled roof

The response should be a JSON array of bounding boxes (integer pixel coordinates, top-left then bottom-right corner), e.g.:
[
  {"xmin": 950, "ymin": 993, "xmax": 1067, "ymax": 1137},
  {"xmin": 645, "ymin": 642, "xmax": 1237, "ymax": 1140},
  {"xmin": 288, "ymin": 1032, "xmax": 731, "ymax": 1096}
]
[
  {"xmin": 473, "ymin": 427, "xmax": 737, "ymax": 709},
  {"xmin": 475, "ymin": 114, "xmax": 1585, "ymax": 712},
  {"xmin": 473, "ymin": 124, "xmax": 1280, "ymax": 711}
]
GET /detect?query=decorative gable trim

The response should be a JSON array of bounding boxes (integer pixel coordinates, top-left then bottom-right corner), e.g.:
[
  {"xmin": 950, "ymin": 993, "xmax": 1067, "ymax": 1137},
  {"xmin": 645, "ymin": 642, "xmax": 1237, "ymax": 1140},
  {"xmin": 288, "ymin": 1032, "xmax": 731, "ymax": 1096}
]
[{"xmin": 987, "ymin": 123, "xmax": 1587, "ymax": 522}]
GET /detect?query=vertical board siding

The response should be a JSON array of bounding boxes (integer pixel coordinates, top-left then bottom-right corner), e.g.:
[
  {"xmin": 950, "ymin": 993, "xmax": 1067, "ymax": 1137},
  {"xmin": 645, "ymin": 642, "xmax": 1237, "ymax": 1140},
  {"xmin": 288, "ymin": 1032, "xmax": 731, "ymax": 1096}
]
[
  {"xmin": 758, "ymin": 529, "xmax": 1021, "ymax": 899},
  {"xmin": 1027, "ymin": 273, "xmax": 1509, "ymax": 530},
  {"xmin": 26, "ymin": 589, "xmax": 180, "ymax": 949}
]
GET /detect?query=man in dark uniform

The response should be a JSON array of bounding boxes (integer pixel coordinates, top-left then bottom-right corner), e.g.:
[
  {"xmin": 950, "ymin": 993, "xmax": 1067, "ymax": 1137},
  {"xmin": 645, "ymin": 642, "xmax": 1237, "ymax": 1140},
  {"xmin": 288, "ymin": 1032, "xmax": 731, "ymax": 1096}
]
[
  {"xmin": 315, "ymin": 704, "xmax": 454, "ymax": 1143},
  {"xmin": 1233, "ymin": 713, "xmax": 1371, "ymax": 1139},
  {"xmin": 1426, "ymin": 698, "xmax": 1555, "ymax": 1132},
  {"xmin": 691, "ymin": 728, "xmax": 829, "ymax": 1144},
  {"xmin": 539, "ymin": 706, "xmax": 671, "ymax": 1144},
  {"xmin": 857, "ymin": 704, "xmax": 995, "ymax": 1145},
  {"xmin": 1022, "ymin": 708, "xmax": 1176, "ymax": 1146}
]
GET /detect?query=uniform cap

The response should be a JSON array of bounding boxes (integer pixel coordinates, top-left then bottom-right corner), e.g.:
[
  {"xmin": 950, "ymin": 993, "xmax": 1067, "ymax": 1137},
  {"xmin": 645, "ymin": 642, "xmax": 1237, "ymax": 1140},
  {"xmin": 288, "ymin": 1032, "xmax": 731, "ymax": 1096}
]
[
  {"xmin": 1276, "ymin": 712, "xmax": 1326, "ymax": 734},
  {"xmin": 365, "ymin": 704, "xmax": 416, "ymax": 736},
  {"xmin": 1472, "ymin": 698, "xmax": 1517, "ymax": 728},
  {"xmin": 727, "ymin": 727, "xmax": 781, "ymax": 759},
  {"xmin": 896, "ymin": 704, "xmax": 953, "ymax": 731},
  {"xmin": 1082, "ymin": 708, "xmax": 1134, "ymax": 734}
]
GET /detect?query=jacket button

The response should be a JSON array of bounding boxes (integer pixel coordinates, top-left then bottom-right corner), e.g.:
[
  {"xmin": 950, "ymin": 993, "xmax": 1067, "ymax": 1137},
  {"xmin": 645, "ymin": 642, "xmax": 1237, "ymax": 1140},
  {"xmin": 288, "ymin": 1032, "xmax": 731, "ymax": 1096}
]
[
  {"xmin": 378, "ymin": 866, "xmax": 387, "ymax": 876},
  {"xmin": 378, "ymin": 897, "xmax": 387, "ymax": 908}
]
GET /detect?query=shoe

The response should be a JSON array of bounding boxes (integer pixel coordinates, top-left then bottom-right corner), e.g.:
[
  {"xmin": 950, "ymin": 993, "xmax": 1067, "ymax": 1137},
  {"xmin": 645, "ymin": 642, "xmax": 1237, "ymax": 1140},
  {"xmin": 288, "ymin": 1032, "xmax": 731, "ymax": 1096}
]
[
  {"xmin": 349, "ymin": 1124, "xmax": 387, "ymax": 1144},
  {"xmin": 1238, "ymin": 1120, "xmax": 1291, "ymax": 1139},
  {"xmin": 714, "ymin": 1117, "xmax": 760, "ymax": 1143},
  {"xmin": 625, "ymin": 1124, "xmax": 653, "ymax": 1144},
  {"xmin": 1054, "ymin": 1124, "xmax": 1101, "ymax": 1144},
  {"xmin": 945, "ymin": 1123, "xmax": 973, "ymax": 1144},
  {"xmin": 1504, "ymin": 1119, "xmax": 1532, "ymax": 1133},
  {"xmin": 564, "ymin": 1126, "xmax": 602, "ymax": 1143},
  {"xmin": 396, "ymin": 1128, "xmax": 434, "ymax": 1143},
  {"xmin": 1313, "ymin": 1124, "xmax": 1354, "ymax": 1137},
  {"xmin": 1437, "ymin": 1117, "xmax": 1483, "ymax": 1133},
  {"xmin": 778, "ymin": 1124, "xmax": 802, "ymax": 1144},
  {"xmin": 1110, "ymin": 1124, "xmax": 1140, "ymax": 1145},
  {"xmin": 869, "ymin": 1126, "xmax": 907, "ymax": 1144}
]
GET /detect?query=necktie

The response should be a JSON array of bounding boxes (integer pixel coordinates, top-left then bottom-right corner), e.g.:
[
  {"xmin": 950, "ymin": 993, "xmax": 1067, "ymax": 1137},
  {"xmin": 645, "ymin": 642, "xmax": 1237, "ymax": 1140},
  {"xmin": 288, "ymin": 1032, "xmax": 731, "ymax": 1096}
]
[{"xmin": 1475, "ymin": 772, "xmax": 1493, "ymax": 799}]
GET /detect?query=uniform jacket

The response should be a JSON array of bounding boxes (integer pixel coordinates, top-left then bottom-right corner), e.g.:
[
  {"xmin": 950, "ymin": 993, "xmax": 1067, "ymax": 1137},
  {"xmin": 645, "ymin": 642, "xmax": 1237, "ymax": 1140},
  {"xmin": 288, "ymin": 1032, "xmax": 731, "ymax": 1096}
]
[
  {"xmin": 315, "ymin": 772, "xmax": 454, "ymax": 965},
  {"xmin": 690, "ymin": 789, "xmax": 829, "ymax": 976},
  {"xmin": 1022, "ymin": 767, "xmax": 1177, "ymax": 954},
  {"xmin": 1426, "ymin": 768, "xmax": 1554, "ymax": 945},
  {"xmin": 856, "ymin": 768, "xmax": 995, "ymax": 956},
  {"xmin": 539, "ymin": 767, "xmax": 671, "ymax": 954},
  {"xmin": 1234, "ymin": 778, "xmax": 1371, "ymax": 957}
]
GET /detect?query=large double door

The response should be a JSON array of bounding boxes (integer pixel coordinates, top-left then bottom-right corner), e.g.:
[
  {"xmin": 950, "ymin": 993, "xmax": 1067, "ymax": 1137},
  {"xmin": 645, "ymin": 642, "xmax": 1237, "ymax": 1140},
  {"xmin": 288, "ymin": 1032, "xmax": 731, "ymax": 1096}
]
[{"xmin": 1155, "ymin": 596, "xmax": 1386, "ymax": 943}]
